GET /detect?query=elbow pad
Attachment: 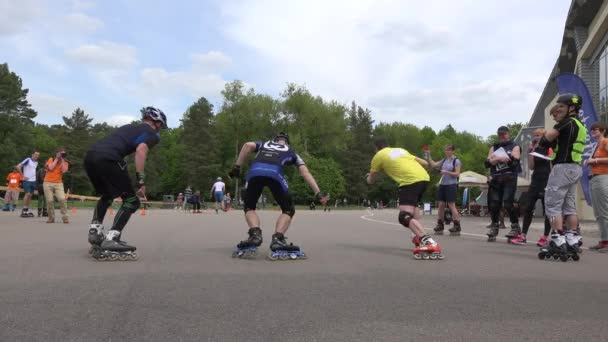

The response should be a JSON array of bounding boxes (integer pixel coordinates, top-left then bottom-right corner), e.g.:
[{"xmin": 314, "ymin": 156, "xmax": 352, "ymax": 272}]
[{"xmin": 484, "ymin": 159, "xmax": 492, "ymax": 168}]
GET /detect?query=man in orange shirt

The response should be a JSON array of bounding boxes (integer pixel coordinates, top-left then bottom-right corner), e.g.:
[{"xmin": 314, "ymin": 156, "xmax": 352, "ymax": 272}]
[
  {"xmin": 3, "ymin": 167, "xmax": 22, "ymax": 211},
  {"xmin": 43, "ymin": 149, "xmax": 70, "ymax": 223}
]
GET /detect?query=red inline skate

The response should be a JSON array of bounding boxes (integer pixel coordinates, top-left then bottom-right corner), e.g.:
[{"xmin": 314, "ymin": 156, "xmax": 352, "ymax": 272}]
[{"xmin": 413, "ymin": 235, "xmax": 444, "ymax": 260}]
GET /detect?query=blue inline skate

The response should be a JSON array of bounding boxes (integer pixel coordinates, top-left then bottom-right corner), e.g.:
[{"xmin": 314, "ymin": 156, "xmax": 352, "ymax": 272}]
[
  {"xmin": 267, "ymin": 232, "xmax": 307, "ymax": 261},
  {"xmin": 232, "ymin": 227, "xmax": 263, "ymax": 259}
]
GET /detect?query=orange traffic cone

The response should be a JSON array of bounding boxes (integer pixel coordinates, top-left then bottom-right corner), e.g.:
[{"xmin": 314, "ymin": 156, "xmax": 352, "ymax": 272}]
[
  {"xmin": 71, "ymin": 206, "xmax": 76, "ymax": 214},
  {"xmin": 141, "ymin": 207, "xmax": 146, "ymax": 216}
]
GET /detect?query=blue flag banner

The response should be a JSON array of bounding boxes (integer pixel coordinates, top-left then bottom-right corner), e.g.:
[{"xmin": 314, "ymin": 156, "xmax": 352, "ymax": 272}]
[{"xmin": 556, "ymin": 73, "xmax": 598, "ymax": 206}]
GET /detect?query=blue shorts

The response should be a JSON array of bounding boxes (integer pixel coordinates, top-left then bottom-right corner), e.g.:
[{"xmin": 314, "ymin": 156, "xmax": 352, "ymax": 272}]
[
  {"xmin": 214, "ymin": 192, "xmax": 224, "ymax": 202},
  {"xmin": 23, "ymin": 181, "xmax": 36, "ymax": 194},
  {"xmin": 437, "ymin": 184, "xmax": 458, "ymax": 203}
]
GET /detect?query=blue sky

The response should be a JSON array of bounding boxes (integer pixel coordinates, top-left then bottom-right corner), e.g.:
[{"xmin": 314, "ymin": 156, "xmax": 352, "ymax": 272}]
[{"xmin": 1, "ymin": 0, "xmax": 572, "ymax": 136}]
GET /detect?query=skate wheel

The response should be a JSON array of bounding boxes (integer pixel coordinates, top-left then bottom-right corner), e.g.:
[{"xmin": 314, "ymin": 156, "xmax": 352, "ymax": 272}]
[
  {"xmin": 538, "ymin": 252, "xmax": 545, "ymax": 260},
  {"xmin": 437, "ymin": 254, "xmax": 445, "ymax": 260},
  {"xmin": 279, "ymin": 254, "xmax": 289, "ymax": 260},
  {"xmin": 413, "ymin": 254, "xmax": 422, "ymax": 260},
  {"xmin": 109, "ymin": 254, "xmax": 119, "ymax": 261},
  {"xmin": 544, "ymin": 253, "xmax": 551, "ymax": 260},
  {"xmin": 267, "ymin": 252, "xmax": 278, "ymax": 261},
  {"xmin": 572, "ymin": 254, "xmax": 580, "ymax": 261},
  {"xmin": 289, "ymin": 254, "xmax": 297, "ymax": 260},
  {"xmin": 129, "ymin": 252, "xmax": 138, "ymax": 261},
  {"xmin": 119, "ymin": 254, "xmax": 129, "ymax": 261},
  {"xmin": 422, "ymin": 254, "xmax": 430, "ymax": 260},
  {"xmin": 553, "ymin": 254, "xmax": 559, "ymax": 260},
  {"xmin": 560, "ymin": 254, "xmax": 568, "ymax": 262},
  {"xmin": 96, "ymin": 255, "xmax": 107, "ymax": 261}
]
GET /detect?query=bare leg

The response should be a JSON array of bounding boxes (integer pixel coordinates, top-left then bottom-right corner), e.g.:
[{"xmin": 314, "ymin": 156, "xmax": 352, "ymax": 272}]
[
  {"xmin": 437, "ymin": 201, "xmax": 446, "ymax": 221},
  {"xmin": 448, "ymin": 202, "xmax": 460, "ymax": 221},
  {"xmin": 245, "ymin": 210, "xmax": 260, "ymax": 228},
  {"xmin": 275, "ymin": 214, "xmax": 292, "ymax": 234},
  {"xmin": 400, "ymin": 204, "xmax": 426, "ymax": 237}
]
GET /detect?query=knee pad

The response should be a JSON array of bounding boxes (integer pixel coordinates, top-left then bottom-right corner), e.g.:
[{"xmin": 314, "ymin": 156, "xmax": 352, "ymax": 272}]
[
  {"xmin": 122, "ymin": 195, "xmax": 141, "ymax": 213},
  {"xmin": 398, "ymin": 211, "xmax": 414, "ymax": 227},
  {"xmin": 282, "ymin": 204, "xmax": 295, "ymax": 218}
]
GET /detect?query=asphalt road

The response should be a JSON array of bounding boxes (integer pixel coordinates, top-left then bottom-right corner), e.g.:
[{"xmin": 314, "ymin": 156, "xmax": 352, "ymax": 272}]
[{"xmin": 1, "ymin": 208, "xmax": 607, "ymax": 342}]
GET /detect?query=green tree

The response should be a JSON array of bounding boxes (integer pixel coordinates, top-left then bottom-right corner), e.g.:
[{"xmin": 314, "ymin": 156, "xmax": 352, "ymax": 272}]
[
  {"xmin": 60, "ymin": 108, "xmax": 94, "ymax": 194},
  {"xmin": 341, "ymin": 102, "xmax": 374, "ymax": 202},
  {"xmin": 180, "ymin": 97, "xmax": 220, "ymax": 193},
  {"xmin": 288, "ymin": 153, "xmax": 345, "ymax": 203},
  {"xmin": 0, "ymin": 63, "xmax": 37, "ymax": 173}
]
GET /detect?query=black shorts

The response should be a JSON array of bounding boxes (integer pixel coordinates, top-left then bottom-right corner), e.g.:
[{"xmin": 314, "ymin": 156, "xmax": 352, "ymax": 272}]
[
  {"xmin": 398, "ymin": 181, "xmax": 428, "ymax": 206},
  {"xmin": 437, "ymin": 184, "xmax": 458, "ymax": 203},
  {"xmin": 84, "ymin": 151, "xmax": 134, "ymax": 199},
  {"xmin": 244, "ymin": 177, "xmax": 293, "ymax": 212}
]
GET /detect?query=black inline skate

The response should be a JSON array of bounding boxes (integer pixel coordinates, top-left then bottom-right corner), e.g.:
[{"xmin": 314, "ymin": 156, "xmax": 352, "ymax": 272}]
[
  {"xmin": 91, "ymin": 230, "xmax": 138, "ymax": 261},
  {"xmin": 506, "ymin": 223, "xmax": 521, "ymax": 243},
  {"xmin": 20, "ymin": 208, "xmax": 34, "ymax": 217},
  {"xmin": 538, "ymin": 233, "xmax": 569, "ymax": 262},
  {"xmin": 88, "ymin": 223, "xmax": 105, "ymax": 255},
  {"xmin": 487, "ymin": 223, "xmax": 499, "ymax": 242},
  {"xmin": 268, "ymin": 232, "xmax": 306, "ymax": 261},
  {"xmin": 232, "ymin": 227, "xmax": 263, "ymax": 258},
  {"xmin": 433, "ymin": 220, "xmax": 444, "ymax": 235},
  {"xmin": 448, "ymin": 220, "xmax": 461, "ymax": 236}
]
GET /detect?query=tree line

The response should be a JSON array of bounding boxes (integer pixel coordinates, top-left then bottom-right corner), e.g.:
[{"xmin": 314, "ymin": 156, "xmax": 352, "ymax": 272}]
[{"xmin": 0, "ymin": 62, "xmax": 523, "ymax": 205}]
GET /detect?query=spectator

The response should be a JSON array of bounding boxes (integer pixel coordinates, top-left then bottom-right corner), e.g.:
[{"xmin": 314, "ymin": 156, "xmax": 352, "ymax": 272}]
[
  {"xmin": 36, "ymin": 165, "xmax": 47, "ymax": 217},
  {"xmin": 43, "ymin": 148, "xmax": 70, "ymax": 224},
  {"xmin": 187, "ymin": 190, "xmax": 202, "ymax": 213},
  {"xmin": 428, "ymin": 143, "xmax": 462, "ymax": 235},
  {"xmin": 225, "ymin": 192, "xmax": 232, "ymax": 211},
  {"xmin": 3, "ymin": 166, "xmax": 22, "ymax": 212},
  {"xmin": 16, "ymin": 151, "xmax": 40, "ymax": 217},
  {"xmin": 176, "ymin": 193, "xmax": 184, "ymax": 210},
  {"xmin": 484, "ymin": 126, "xmax": 522, "ymax": 242},
  {"xmin": 586, "ymin": 122, "xmax": 608, "ymax": 252}
]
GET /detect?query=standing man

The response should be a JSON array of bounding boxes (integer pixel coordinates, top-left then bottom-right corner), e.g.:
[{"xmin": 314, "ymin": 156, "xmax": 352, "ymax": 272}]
[
  {"xmin": 367, "ymin": 137, "xmax": 443, "ymax": 259},
  {"xmin": 16, "ymin": 151, "xmax": 40, "ymax": 217},
  {"xmin": 3, "ymin": 167, "xmax": 22, "ymax": 212},
  {"xmin": 85, "ymin": 106, "xmax": 167, "ymax": 259},
  {"xmin": 538, "ymin": 93, "xmax": 587, "ymax": 257},
  {"xmin": 211, "ymin": 177, "xmax": 226, "ymax": 214},
  {"xmin": 485, "ymin": 126, "xmax": 522, "ymax": 242},
  {"xmin": 43, "ymin": 148, "xmax": 70, "ymax": 224},
  {"xmin": 428, "ymin": 144, "xmax": 462, "ymax": 235},
  {"xmin": 229, "ymin": 132, "xmax": 328, "ymax": 257}
]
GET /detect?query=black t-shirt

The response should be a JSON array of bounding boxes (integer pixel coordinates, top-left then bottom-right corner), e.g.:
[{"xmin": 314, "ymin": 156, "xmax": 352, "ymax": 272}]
[
  {"xmin": 490, "ymin": 141, "xmax": 521, "ymax": 176},
  {"xmin": 552, "ymin": 117, "xmax": 581, "ymax": 164},
  {"xmin": 531, "ymin": 146, "xmax": 551, "ymax": 182},
  {"xmin": 88, "ymin": 123, "xmax": 160, "ymax": 161}
]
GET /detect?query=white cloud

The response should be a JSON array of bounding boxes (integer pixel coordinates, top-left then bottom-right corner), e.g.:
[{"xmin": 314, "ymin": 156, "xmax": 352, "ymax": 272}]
[
  {"xmin": 191, "ymin": 51, "xmax": 232, "ymax": 73},
  {"xmin": 105, "ymin": 114, "xmax": 137, "ymax": 126},
  {"xmin": 29, "ymin": 93, "xmax": 78, "ymax": 120},
  {"xmin": 66, "ymin": 41, "xmax": 137, "ymax": 70},
  {"xmin": 0, "ymin": 0, "xmax": 44, "ymax": 36},
  {"xmin": 64, "ymin": 13, "xmax": 104, "ymax": 33},
  {"xmin": 139, "ymin": 67, "xmax": 226, "ymax": 99}
]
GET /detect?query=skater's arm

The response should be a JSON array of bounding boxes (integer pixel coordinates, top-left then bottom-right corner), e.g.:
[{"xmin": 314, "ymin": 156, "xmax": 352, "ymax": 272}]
[
  {"xmin": 415, "ymin": 156, "xmax": 429, "ymax": 168},
  {"xmin": 135, "ymin": 143, "xmax": 149, "ymax": 175},
  {"xmin": 298, "ymin": 165, "xmax": 321, "ymax": 194},
  {"xmin": 235, "ymin": 142, "xmax": 257, "ymax": 166}
]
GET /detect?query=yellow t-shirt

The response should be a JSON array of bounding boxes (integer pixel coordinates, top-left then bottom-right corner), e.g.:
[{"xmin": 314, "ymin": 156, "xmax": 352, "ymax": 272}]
[{"xmin": 370, "ymin": 147, "xmax": 430, "ymax": 186}]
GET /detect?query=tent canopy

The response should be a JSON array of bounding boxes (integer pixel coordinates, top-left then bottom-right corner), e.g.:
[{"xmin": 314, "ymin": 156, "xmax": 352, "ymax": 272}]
[
  {"xmin": 459, "ymin": 170, "xmax": 531, "ymax": 189},
  {"xmin": 459, "ymin": 171, "xmax": 488, "ymax": 187}
]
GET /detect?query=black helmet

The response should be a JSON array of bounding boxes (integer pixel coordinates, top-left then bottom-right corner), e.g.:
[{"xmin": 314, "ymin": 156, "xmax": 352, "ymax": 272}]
[
  {"xmin": 556, "ymin": 93, "xmax": 582, "ymax": 111},
  {"xmin": 273, "ymin": 132, "xmax": 290, "ymax": 144},
  {"xmin": 141, "ymin": 106, "xmax": 168, "ymax": 129}
]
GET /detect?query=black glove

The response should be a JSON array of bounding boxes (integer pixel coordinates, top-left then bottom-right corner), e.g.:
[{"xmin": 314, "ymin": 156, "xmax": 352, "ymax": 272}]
[
  {"xmin": 228, "ymin": 165, "xmax": 241, "ymax": 178},
  {"xmin": 314, "ymin": 191, "xmax": 327, "ymax": 200}
]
